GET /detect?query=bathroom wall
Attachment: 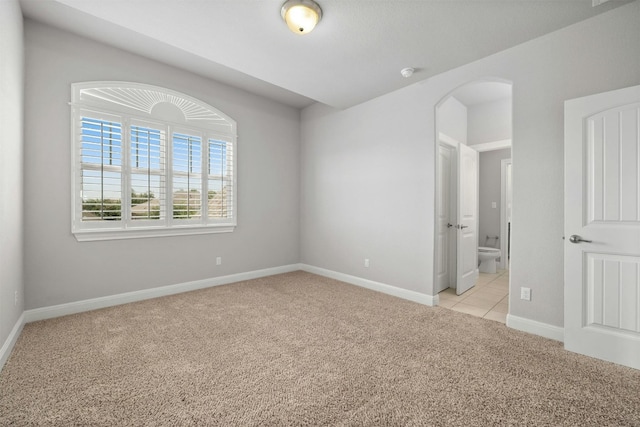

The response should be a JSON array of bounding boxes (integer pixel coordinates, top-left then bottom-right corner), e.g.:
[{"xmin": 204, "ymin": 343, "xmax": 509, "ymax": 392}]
[
  {"xmin": 468, "ymin": 96, "xmax": 512, "ymax": 253},
  {"xmin": 478, "ymin": 148, "xmax": 511, "ymax": 249}
]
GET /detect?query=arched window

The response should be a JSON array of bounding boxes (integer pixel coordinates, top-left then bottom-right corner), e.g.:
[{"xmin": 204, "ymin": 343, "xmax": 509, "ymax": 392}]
[{"xmin": 70, "ymin": 82, "xmax": 237, "ymax": 241}]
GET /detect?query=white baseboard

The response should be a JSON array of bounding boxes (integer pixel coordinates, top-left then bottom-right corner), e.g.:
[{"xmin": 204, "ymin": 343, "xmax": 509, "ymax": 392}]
[
  {"xmin": 300, "ymin": 264, "xmax": 437, "ymax": 306},
  {"xmin": 24, "ymin": 264, "xmax": 301, "ymax": 323},
  {"xmin": 506, "ymin": 314, "xmax": 564, "ymax": 342},
  {"xmin": 5, "ymin": 265, "xmax": 567, "ymax": 374},
  {"xmin": 0, "ymin": 313, "xmax": 25, "ymax": 372}
]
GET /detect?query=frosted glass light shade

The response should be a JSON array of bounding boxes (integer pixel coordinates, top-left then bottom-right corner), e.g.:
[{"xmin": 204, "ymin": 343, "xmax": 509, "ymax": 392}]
[{"xmin": 281, "ymin": 0, "xmax": 322, "ymax": 35}]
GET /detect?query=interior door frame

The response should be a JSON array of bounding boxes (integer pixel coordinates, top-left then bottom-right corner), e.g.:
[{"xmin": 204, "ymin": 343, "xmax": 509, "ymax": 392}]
[
  {"xmin": 456, "ymin": 142, "xmax": 479, "ymax": 295},
  {"xmin": 435, "ymin": 133, "xmax": 459, "ymax": 293},
  {"xmin": 500, "ymin": 158, "xmax": 512, "ymax": 270},
  {"xmin": 434, "ymin": 133, "xmax": 480, "ymax": 295}
]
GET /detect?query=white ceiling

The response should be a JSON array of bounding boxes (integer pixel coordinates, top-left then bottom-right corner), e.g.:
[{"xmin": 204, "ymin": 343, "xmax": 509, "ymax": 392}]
[
  {"xmin": 453, "ymin": 81, "xmax": 512, "ymax": 107},
  {"xmin": 19, "ymin": 0, "xmax": 632, "ymax": 110}
]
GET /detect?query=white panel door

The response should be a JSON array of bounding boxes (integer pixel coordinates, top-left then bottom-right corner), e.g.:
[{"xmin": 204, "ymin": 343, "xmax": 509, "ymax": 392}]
[
  {"xmin": 436, "ymin": 143, "xmax": 454, "ymax": 293},
  {"xmin": 456, "ymin": 143, "xmax": 479, "ymax": 295},
  {"xmin": 565, "ymin": 85, "xmax": 640, "ymax": 370}
]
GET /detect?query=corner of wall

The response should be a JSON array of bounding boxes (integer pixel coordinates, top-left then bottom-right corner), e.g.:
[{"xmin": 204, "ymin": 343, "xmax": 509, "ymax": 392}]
[
  {"xmin": 0, "ymin": 0, "xmax": 25, "ymax": 373},
  {"xmin": 0, "ymin": 314, "xmax": 25, "ymax": 372}
]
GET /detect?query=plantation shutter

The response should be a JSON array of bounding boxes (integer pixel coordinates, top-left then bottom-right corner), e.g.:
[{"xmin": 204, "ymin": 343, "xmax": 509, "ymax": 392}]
[
  {"xmin": 71, "ymin": 82, "xmax": 237, "ymax": 240},
  {"xmin": 130, "ymin": 122, "xmax": 166, "ymax": 222},
  {"xmin": 208, "ymin": 138, "xmax": 234, "ymax": 219},
  {"xmin": 79, "ymin": 115, "xmax": 123, "ymax": 222},
  {"xmin": 172, "ymin": 132, "xmax": 203, "ymax": 220}
]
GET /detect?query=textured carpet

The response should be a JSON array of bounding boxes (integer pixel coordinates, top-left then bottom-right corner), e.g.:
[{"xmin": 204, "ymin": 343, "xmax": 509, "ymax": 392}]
[{"xmin": 1, "ymin": 271, "xmax": 639, "ymax": 426}]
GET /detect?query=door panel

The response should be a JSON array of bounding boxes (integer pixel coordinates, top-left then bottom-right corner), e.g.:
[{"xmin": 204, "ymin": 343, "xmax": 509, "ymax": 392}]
[
  {"xmin": 565, "ymin": 85, "xmax": 640, "ymax": 370},
  {"xmin": 586, "ymin": 253, "xmax": 640, "ymax": 332},
  {"xmin": 456, "ymin": 143, "xmax": 478, "ymax": 295},
  {"xmin": 588, "ymin": 107, "xmax": 640, "ymax": 223}
]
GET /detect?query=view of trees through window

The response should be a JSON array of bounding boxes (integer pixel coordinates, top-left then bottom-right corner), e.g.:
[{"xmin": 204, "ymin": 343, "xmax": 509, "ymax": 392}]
[{"xmin": 81, "ymin": 190, "xmax": 213, "ymax": 220}]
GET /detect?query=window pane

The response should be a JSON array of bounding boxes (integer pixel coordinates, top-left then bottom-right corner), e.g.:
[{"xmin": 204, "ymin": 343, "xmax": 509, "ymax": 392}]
[
  {"xmin": 173, "ymin": 133, "xmax": 201, "ymax": 174},
  {"xmin": 81, "ymin": 117, "xmax": 122, "ymax": 166},
  {"xmin": 131, "ymin": 174, "xmax": 162, "ymax": 220},
  {"xmin": 173, "ymin": 133, "xmax": 202, "ymax": 219},
  {"xmin": 80, "ymin": 117, "xmax": 122, "ymax": 221},
  {"xmin": 208, "ymin": 139, "xmax": 232, "ymax": 218},
  {"xmin": 173, "ymin": 179, "xmax": 202, "ymax": 219},
  {"xmin": 131, "ymin": 125, "xmax": 165, "ymax": 220},
  {"xmin": 81, "ymin": 170, "xmax": 122, "ymax": 221}
]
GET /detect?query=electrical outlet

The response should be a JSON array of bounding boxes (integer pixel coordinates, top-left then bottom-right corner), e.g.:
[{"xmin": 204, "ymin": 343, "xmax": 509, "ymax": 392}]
[
  {"xmin": 364, "ymin": 259, "xmax": 370, "ymax": 268},
  {"xmin": 216, "ymin": 257, "xmax": 222, "ymax": 266},
  {"xmin": 520, "ymin": 287, "xmax": 531, "ymax": 301},
  {"xmin": 14, "ymin": 291, "xmax": 18, "ymax": 306}
]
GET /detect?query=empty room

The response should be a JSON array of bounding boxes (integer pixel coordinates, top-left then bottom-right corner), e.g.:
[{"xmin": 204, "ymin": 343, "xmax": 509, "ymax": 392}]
[{"xmin": 1, "ymin": 0, "xmax": 639, "ymax": 424}]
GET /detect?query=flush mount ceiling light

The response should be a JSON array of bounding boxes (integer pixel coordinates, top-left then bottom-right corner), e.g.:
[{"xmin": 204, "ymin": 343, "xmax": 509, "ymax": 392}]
[{"xmin": 281, "ymin": 0, "xmax": 322, "ymax": 35}]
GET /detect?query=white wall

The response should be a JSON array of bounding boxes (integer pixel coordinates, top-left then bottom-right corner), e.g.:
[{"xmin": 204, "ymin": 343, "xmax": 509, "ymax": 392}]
[
  {"xmin": 23, "ymin": 21, "xmax": 301, "ymax": 309},
  {"xmin": 468, "ymin": 98, "xmax": 512, "ymax": 145},
  {"xmin": 437, "ymin": 97, "xmax": 467, "ymax": 144},
  {"xmin": 301, "ymin": 1, "xmax": 640, "ymax": 328},
  {"xmin": 478, "ymin": 148, "xmax": 511, "ymax": 248},
  {"xmin": 0, "ymin": 0, "xmax": 24, "ymax": 355},
  {"xmin": 301, "ymin": 94, "xmax": 433, "ymax": 292}
]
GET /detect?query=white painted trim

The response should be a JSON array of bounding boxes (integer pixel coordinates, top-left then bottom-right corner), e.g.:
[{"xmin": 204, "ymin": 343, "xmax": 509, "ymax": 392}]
[
  {"xmin": 506, "ymin": 314, "xmax": 564, "ymax": 342},
  {"xmin": 500, "ymin": 158, "xmax": 512, "ymax": 270},
  {"xmin": 72, "ymin": 82, "xmax": 237, "ymax": 133},
  {"xmin": 24, "ymin": 264, "xmax": 301, "ymax": 323},
  {"xmin": 435, "ymin": 133, "xmax": 460, "ymax": 297},
  {"xmin": 300, "ymin": 264, "xmax": 438, "ymax": 306},
  {"xmin": 470, "ymin": 139, "xmax": 511, "ymax": 152},
  {"xmin": 0, "ymin": 313, "xmax": 25, "ymax": 372},
  {"xmin": 438, "ymin": 132, "xmax": 460, "ymax": 148},
  {"xmin": 435, "ymin": 142, "xmax": 455, "ymax": 294},
  {"xmin": 73, "ymin": 224, "xmax": 236, "ymax": 242}
]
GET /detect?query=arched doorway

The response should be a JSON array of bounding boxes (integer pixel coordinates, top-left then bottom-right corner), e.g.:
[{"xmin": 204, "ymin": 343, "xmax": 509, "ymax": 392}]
[{"xmin": 434, "ymin": 79, "xmax": 513, "ymax": 322}]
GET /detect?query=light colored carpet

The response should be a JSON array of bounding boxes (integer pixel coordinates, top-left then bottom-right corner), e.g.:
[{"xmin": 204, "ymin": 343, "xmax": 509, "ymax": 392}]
[{"xmin": 1, "ymin": 271, "xmax": 639, "ymax": 426}]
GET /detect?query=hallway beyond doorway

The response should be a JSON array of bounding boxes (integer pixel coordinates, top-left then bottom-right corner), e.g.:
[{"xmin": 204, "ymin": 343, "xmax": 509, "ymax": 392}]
[{"xmin": 438, "ymin": 270, "xmax": 509, "ymax": 323}]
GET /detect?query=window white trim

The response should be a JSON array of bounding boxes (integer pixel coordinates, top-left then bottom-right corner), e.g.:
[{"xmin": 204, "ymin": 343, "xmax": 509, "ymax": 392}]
[
  {"xmin": 73, "ymin": 225, "xmax": 236, "ymax": 242},
  {"xmin": 71, "ymin": 82, "xmax": 237, "ymax": 241}
]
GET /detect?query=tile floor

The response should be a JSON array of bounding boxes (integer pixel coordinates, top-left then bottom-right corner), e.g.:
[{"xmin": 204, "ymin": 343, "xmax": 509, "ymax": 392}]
[{"xmin": 438, "ymin": 270, "xmax": 509, "ymax": 323}]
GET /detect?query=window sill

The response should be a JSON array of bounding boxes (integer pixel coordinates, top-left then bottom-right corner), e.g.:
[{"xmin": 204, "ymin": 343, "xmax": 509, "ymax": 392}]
[{"xmin": 73, "ymin": 224, "xmax": 236, "ymax": 242}]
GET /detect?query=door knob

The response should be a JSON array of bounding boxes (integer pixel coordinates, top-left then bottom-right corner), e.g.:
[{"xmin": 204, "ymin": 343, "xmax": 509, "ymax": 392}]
[
  {"xmin": 455, "ymin": 224, "xmax": 468, "ymax": 229},
  {"xmin": 447, "ymin": 223, "xmax": 453, "ymax": 228},
  {"xmin": 569, "ymin": 234, "xmax": 592, "ymax": 244}
]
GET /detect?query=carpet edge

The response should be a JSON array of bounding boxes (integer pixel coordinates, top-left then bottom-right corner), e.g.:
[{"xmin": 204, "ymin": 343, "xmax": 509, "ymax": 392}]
[
  {"xmin": 23, "ymin": 264, "xmax": 302, "ymax": 323},
  {"xmin": 299, "ymin": 263, "xmax": 437, "ymax": 306}
]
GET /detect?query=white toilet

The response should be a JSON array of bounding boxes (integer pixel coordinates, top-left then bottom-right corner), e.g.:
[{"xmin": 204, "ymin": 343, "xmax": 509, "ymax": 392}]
[{"xmin": 478, "ymin": 247, "xmax": 501, "ymax": 274}]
